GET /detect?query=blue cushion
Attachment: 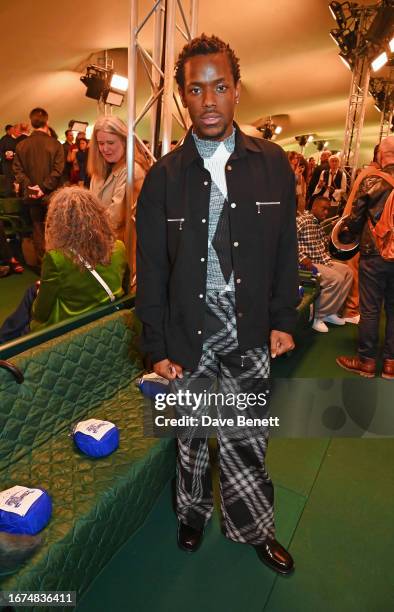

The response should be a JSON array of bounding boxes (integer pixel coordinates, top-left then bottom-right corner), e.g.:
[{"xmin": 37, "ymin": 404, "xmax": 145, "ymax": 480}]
[
  {"xmin": 0, "ymin": 486, "xmax": 52, "ymax": 535},
  {"xmin": 73, "ymin": 419, "xmax": 119, "ymax": 458}
]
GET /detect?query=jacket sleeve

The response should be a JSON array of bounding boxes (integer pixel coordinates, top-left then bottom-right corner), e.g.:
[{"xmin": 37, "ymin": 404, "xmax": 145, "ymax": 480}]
[
  {"xmin": 107, "ymin": 169, "xmax": 127, "ymax": 231},
  {"xmin": 13, "ymin": 145, "xmax": 31, "ymax": 192},
  {"xmin": 135, "ymin": 164, "xmax": 170, "ymax": 364},
  {"xmin": 269, "ymin": 152, "xmax": 299, "ymax": 334},
  {"xmin": 41, "ymin": 143, "xmax": 65, "ymax": 193},
  {"xmin": 31, "ymin": 252, "xmax": 60, "ymax": 323},
  {"xmin": 296, "ymin": 216, "xmax": 308, "ymax": 263}
]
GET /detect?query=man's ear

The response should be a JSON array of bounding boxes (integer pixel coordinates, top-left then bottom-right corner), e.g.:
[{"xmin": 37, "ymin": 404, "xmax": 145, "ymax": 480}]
[
  {"xmin": 178, "ymin": 86, "xmax": 187, "ymax": 108},
  {"xmin": 235, "ymin": 79, "xmax": 241, "ymax": 105}
]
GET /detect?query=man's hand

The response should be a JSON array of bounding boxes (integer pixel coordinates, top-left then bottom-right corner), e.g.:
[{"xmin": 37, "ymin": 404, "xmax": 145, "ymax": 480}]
[
  {"xmin": 28, "ymin": 185, "xmax": 44, "ymax": 199},
  {"xmin": 270, "ymin": 330, "xmax": 295, "ymax": 358},
  {"xmin": 153, "ymin": 358, "xmax": 183, "ymax": 381},
  {"xmin": 300, "ymin": 257, "xmax": 314, "ymax": 271}
]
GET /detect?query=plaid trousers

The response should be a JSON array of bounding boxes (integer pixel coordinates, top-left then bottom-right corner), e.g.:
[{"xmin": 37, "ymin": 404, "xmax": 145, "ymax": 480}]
[{"xmin": 173, "ymin": 291, "xmax": 275, "ymax": 544}]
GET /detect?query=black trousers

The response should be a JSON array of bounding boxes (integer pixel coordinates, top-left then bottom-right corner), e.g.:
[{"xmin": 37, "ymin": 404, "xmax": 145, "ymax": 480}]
[{"xmin": 358, "ymin": 254, "xmax": 394, "ymax": 360}]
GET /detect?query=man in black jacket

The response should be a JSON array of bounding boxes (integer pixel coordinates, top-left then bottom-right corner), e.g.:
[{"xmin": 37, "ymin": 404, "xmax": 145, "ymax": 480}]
[
  {"xmin": 13, "ymin": 108, "xmax": 64, "ymax": 261},
  {"xmin": 306, "ymin": 149, "xmax": 331, "ymax": 208},
  {"xmin": 136, "ymin": 35, "xmax": 298, "ymax": 574},
  {"xmin": 0, "ymin": 124, "xmax": 18, "ymax": 196}
]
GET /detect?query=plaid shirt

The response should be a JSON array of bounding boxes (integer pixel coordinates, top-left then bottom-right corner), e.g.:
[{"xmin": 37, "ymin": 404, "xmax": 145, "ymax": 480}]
[{"xmin": 296, "ymin": 211, "xmax": 332, "ymax": 266}]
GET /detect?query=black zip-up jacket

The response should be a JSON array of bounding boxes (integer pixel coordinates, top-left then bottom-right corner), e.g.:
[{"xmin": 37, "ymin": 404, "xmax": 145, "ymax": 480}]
[{"xmin": 136, "ymin": 125, "xmax": 299, "ymax": 370}]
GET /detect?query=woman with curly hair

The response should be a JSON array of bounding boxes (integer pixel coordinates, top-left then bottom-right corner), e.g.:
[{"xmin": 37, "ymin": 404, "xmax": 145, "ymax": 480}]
[{"xmin": 0, "ymin": 186, "xmax": 128, "ymax": 342}]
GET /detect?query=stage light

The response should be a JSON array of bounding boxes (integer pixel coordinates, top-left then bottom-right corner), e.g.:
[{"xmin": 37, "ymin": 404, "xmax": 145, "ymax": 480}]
[
  {"xmin": 371, "ymin": 51, "xmax": 388, "ymax": 72},
  {"xmin": 104, "ymin": 90, "xmax": 125, "ymax": 107},
  {"xmin": 307, "ymin": 135, "xmax": 314, "ymax": 143},
  {"xmin": 324, "ymin": 141, "xmax": 329, "ymax": 147},
  {"xmin": 365, "ymin": 6, "xmax": 394, "ymax": 47},
  {"xmin": 389, "ymin": 37, "xmax": 394, "ymax": 53},
  {"xmin": 274, "ymin": 126, "xmax": 282, "ymax": 135},
  {"xmin": 339, "ymin": 52, "xmax": 353, "ymax": 70},
  {"xmin": 329, "ymin": 1, "xmax": 347, "ymax": 29},
  {"xmin": 110, "ymin": 74, "xmax": 129, "ymax": 92},
  {"xmin": 330, "ymin": 29, "xmax": 341, "ymax": 46},
  {"xmin": 80, "ymin": 65, "xmax": 110, "ymax": 100}
]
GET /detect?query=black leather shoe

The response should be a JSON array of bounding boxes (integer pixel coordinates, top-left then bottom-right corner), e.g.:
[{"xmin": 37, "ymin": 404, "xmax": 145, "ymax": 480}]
[
  {"xmin": 254, "ymin": 538, "xmax": 294, "ymax": 575},
  {"xmin": 177, "ymin": 520, "xmax": 204, "ymax": 553}
]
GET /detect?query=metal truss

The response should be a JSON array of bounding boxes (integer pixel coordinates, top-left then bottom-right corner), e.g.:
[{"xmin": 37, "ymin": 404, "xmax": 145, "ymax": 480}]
[
  {"xmin": 125, "ymin": 0, "xmax": 199, "ymax": 277},
  {"xmin": 378, "ymin": 71, "xmax": 394, "ymax": 141},
  {"xmin": 341, "ymin": 7, "xmax": 377, "ymax": 187}
]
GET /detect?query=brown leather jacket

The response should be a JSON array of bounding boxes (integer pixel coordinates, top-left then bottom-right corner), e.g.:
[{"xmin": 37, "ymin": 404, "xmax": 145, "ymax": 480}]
[{"xmin": 342, "ymin": 165, "xmax": 394, "ymax": 255}]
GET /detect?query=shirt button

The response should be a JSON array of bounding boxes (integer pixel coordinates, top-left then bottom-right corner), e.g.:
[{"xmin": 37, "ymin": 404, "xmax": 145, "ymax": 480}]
[
  {"xmin": 197, "ymin": 330, "xmax": 202, "ymax": 335},
  {"xmin": 204, "ymin": 180, "xmax": 209, "ymax": 186},
  {"xmin": 231, "ymin": 202, "xmax": 236, "ymax": 208},
  {"xmin": 198, "ymin": 294, "xmax": 203, "ymax": 298},
  {"xmin": 236, "ymin": 278, "xmax": 241, "ymax": 284},
  {"xmin": 233, "ymin": 241, "xmax": 239, "ymax": 247},
  {"xmin": 227, "ymin": 165, "xmax": 232, "ymax": 171},
  {"xmin": 202, "ymin": 218, "xmax": 206, "ymax": 223},
  {"xmin": 200, "ymin": 257, "xmax": 205, "ymax": 262}
]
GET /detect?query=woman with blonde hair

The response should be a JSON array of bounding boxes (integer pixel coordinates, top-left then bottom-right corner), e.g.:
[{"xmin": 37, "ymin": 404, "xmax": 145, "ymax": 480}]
[
  {"xmin": 0, "ymin": 186, "xmax": 127, "ymax": 342},
  {"xmin": 88, "ymin": 116, "xmax": 150, "ymax": 261}
]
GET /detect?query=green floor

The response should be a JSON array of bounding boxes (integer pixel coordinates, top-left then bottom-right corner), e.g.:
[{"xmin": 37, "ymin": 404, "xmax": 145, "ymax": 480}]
[
  {"xmin": 3, "ymin": 270, "xmax": 393, "ymax": 611},
  {"xmin": 76, "ymin": 438, "xmax": 394, "ymax": 612}
]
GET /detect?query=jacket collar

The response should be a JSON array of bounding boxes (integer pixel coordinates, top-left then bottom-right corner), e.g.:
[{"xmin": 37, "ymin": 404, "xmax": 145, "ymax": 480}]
[{"xmin": 181, "ymin": 121, "xmax": 261, "ymax": 168}]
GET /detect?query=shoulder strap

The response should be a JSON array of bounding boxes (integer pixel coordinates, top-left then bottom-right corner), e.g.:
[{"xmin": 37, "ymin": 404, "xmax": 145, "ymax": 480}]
[{"xmin": 72, "ymin": 251, "xmax": 116, "ymax": 302}]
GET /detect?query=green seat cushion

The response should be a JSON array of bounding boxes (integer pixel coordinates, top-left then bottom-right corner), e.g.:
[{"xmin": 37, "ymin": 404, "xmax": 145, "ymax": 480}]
[{"xmin": 0, "ymin": 380, "xmax": 175, "ymax": 603}]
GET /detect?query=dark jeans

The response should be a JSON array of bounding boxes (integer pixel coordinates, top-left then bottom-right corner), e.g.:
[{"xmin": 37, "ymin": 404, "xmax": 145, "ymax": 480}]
[
  {"xmin": 358, "ymin": 254, "xmax": 394, "ymax": 360},
  {"xmin": 26, "ymin": 200, "xmax": 47, "ymax": 262},
  {"xmin": 0, "ymin": 284, "xmax": 36, "ymax": 344}
]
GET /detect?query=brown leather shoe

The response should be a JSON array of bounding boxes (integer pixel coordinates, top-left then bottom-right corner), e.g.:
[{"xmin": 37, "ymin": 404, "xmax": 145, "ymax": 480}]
[
  {"xmin": 336, "ymin": 355, "xmax": 376, "ymax": 378},
  {"xmin": 382, "ymin": 359, "xmax": 394, "ymax": 380},
  {"xmin": 254, "ymin": 538, "xmax": 294, "ymax": 575}
]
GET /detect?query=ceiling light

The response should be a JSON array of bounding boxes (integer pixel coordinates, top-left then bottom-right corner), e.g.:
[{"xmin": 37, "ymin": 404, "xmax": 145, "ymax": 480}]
[
  {"xmin": 330, "ymin": 29, "xmax": 341, "ymax": 46},
  {"xmin": 274, "ymin": 126, "xmax": 282, "ymax": 134},
  {"xmin": 307, "ymin": 135, "xmax": 314, "ymax": 143},
  {"xmin": 324, "ymin": 141, "xmax": 329, "ymax": 147},
  {"xmin": 371, "ymin": 51, "xmax": 388, "ymax": 72},
  {"xmin": 110, "ymin": 74, "xmax": 129, "ymax": 92},
  {"xmin": 389, "ymin": 37, "xmax": 394, "ymax": 53}
]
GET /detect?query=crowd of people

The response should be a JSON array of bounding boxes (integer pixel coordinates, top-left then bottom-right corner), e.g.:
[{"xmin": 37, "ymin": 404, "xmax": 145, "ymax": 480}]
[{"xmin": 0, "ymin": 77, "xmax": 392, "ymax": 382}]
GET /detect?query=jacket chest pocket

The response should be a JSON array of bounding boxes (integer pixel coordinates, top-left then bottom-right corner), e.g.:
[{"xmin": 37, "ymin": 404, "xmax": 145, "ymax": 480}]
[
  {"xmin": 167, "ymin": 217, "xmax": 185, "ymax": 230},
  {"xmin": 255, "ymin": 201, "xmax": 280, "ymax": 214}
]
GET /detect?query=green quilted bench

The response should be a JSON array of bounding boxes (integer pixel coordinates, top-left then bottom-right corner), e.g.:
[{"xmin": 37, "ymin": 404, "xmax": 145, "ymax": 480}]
[{"xmin": 0, "ymin": 310, "xmax": 175, "ymax": 609}]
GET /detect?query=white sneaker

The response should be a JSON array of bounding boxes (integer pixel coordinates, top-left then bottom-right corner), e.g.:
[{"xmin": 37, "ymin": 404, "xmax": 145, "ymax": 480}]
[
  {"xmin": 312, "ymin": 319, "xmax": 329, "ymax": 333},
  {"xmin": 343, "ymin": 315, "xmax": 360, "ymax": 324},
  {"xmin": 322, "ymin": 314, "xmax": 346, "ymax": 326}
]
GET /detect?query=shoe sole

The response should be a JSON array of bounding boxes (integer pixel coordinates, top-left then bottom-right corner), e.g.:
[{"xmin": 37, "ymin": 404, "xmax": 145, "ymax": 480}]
[
  {"xmin": 335, "ymin": 358, "xmax": 375, "ymax": 378},
  {"xmin": 382, "ymin": 373, "xmax": 394, "ymax": 380},
  {"xmin": 256, "ymin": 554, "xmax": 295, "ymax": 576}
]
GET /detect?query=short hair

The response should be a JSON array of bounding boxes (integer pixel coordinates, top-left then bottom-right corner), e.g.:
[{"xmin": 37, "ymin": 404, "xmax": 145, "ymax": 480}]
[
  {"xmin": 175, "ymin": 33, "xmax": 241, "ymax": 91},
  {"xmin": 312, "ymin": 196, "xmax": 331, "ymax": 207},
  {"xmin": 87, "ymin": 115, "xmax": 127, "ymax": 180},
  {"xmin": 29, "ymin": 107, "xmax": 48, "ymax": 129},
  {"xmin": 329, "ymin": 154, "xmax": 340, "ymax": 162},
  {"xmin": 65, "ymin": 129, "xmax": 73, "ymax": 137},
  {"xmin": 5, "ymin": 124, "xmax": 12, "ymax": 132},
  {"xmin": 45, "ymin": 186, "xmax": 115, "ymax": 269}
]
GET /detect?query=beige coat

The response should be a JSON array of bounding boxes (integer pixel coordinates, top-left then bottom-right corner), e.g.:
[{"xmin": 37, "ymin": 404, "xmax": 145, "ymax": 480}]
[{"xmin": 90, "ymin": 164, "xmax": 127, "ymax": 241}]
